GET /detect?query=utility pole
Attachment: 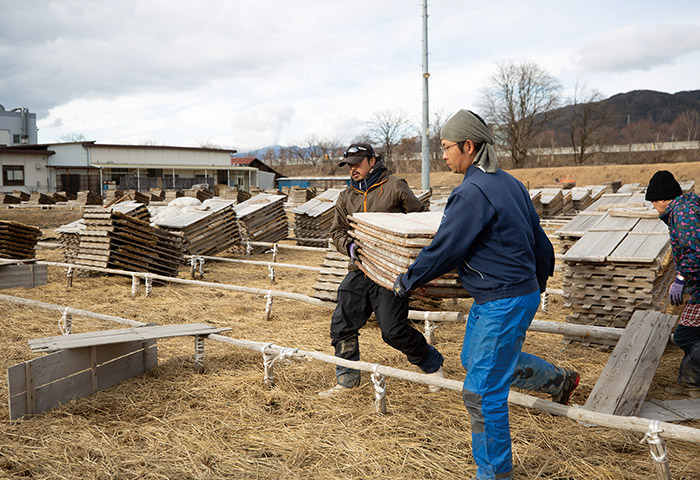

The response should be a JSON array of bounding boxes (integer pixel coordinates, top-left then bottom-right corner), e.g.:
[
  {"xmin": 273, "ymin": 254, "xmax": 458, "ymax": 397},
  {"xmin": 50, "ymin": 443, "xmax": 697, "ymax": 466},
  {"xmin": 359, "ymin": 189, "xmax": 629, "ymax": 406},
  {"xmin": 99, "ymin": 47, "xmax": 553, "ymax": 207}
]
[{"xmin": 420, "ymin": 0, "xmax": 430, "ymax": 191}]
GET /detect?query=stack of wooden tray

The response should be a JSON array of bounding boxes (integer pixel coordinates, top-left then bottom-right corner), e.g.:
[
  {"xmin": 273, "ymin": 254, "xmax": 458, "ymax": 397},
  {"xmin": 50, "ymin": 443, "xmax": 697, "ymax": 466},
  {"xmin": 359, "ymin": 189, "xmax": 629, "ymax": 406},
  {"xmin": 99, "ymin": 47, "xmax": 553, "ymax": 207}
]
[
  {"xmin": 110, "ymin": 200, "xmax": 151, "ymax": 222},
  {"xmin": 292, "ymin": 188, "xmax": 343, "ymax": 246},
  {"xmin": 76, "ymin": 191, "xmax": 103, "ymax": 206},
  {"xmin": 349, "ymin": 212, "xmax": 466, "ymax": 298},
  {"xmin": 234, "ymin": 194, "xmax": 288, "ymax": 251},
  {"xmin": 75, "ymin": 208, "xmax": 184, "ymax": 277},
  {"xmin": 561, "ymin": 213, "xmax": 674, "ymax": 338},
  {"xmin": 156, "ymin": 200, "xmax": 239, "ymax": 256},
  {"xmin": 529, "ymin": 189, "xmax": 543, "ymax": 217},
  {"xmin": 56, "ymin": 219, "xmax": 85, "ymax": 263},
  {"xmin": 0, "ymin": 220, "xmax": 41, "ymax": 259},
  {"xmin": 310, "ymin": 247, "xmax": 443, "ymax": 309},
  {"xmin": 539, "ymin": 188, "xmax": 564, "ymax": 218},
  {"xmin": 413, "ymin": 189, "xmax": 432, "ymax": 210},
  {"xmin": 1, "ymin": 193, "xmax": 22, "ymax": 204},
  {"xmin": 28, "ymin": 192, "xmax": 56, "ymax": 205}
]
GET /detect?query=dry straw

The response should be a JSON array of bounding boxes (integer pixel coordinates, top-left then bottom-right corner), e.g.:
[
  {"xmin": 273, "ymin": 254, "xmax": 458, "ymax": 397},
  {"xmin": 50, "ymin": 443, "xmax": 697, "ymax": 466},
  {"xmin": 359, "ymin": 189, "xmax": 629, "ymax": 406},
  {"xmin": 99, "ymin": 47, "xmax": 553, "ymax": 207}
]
[{"xmin": 1, "ymin": 242, "xmax": 699, "ymax": 479}]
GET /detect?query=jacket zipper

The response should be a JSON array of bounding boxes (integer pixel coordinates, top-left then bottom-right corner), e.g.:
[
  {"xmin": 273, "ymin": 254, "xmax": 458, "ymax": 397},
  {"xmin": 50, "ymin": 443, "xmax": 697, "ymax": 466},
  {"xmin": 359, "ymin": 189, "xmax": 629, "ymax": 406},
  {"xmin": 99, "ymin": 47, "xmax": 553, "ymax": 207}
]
[{"xmin": 463, "ymin": 260, "xmax": 484, "ymax": 279}]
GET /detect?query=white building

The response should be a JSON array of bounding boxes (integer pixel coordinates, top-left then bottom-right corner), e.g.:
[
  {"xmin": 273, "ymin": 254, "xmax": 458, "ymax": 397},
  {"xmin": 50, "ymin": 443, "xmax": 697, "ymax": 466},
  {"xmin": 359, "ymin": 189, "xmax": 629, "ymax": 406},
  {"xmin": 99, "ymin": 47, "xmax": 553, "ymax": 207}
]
[
  {"xmin": 7, "ymin": 142, "xmax": 281, "ymax": 195},
  {"xmin": 0, "ymin": 106, "xmax": 38, "ymax": 146},
  {"xmin": 0, "ymin": 146, "xmax": 53, "ymax": 194}
]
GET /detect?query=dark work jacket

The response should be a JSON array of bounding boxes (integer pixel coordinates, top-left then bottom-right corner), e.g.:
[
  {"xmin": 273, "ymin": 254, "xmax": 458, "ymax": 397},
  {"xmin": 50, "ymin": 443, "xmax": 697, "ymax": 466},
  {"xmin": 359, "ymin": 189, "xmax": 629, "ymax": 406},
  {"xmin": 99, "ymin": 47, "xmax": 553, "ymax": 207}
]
[
  {"xmin": 402, "ymin": 165, "xmax": 554, "ymax": 304},
  {"xmin": 331, "ymin": 166, "xmax": 425, "ymax": 270}
]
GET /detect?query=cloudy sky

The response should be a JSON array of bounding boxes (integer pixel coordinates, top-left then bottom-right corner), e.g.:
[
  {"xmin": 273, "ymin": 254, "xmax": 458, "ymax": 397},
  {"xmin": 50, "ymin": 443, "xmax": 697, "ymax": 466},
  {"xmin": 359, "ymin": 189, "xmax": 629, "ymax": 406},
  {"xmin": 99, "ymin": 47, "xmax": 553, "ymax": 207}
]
[{"xmin": 2, "ymin": 0, "xmax": 700, "ymax": 151}]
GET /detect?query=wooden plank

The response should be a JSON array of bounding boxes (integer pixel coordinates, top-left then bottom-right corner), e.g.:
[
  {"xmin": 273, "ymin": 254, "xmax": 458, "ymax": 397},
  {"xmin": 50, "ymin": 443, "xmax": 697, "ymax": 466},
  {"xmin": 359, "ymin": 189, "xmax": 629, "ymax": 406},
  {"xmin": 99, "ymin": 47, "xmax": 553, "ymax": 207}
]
[
  {"xmin": 562, "ymin": 231, "xmax": 628, "ymax": 262},
  {"xmin": 97, "ymin": 342, "xmax": 157, "ymax": 391},
  {"xmin": 28, "ymin": 324, "xmax": 230, "ymax": 352},
  {"xmin": 583, "ymin": 310, "xmax": 677, "ymax": 416},
  {"xmin": 8, "ymin": 340, "xmax": 158, "ymax": 420},
  {"xmin": 638, "ymin": 399, "xmax": 700, "ymax": 422},
  {"xmin": 607, "ymin": 233, "xmax": 670, "ymax": 263}
]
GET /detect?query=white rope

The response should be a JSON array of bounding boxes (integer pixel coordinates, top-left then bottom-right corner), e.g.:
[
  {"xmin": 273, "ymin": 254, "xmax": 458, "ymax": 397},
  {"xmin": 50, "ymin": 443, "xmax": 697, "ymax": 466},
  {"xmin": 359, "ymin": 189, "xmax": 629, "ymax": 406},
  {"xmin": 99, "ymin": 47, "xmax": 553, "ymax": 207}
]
[
  {"xmin": 66, "ymin": 265, "xmax": 73, "ymax": 287},
  {"xmin": 194, "ymin": 335, "xmax": 206, "ymax": 372},
  {"xmin": 540, "ymin": 291, "xmax": 549, "ymax": 312},
  {"xmin": 131, "ymin": 274, "xmax": 139, "ymax": 297},
  {"xmin": 641, "ymin": 420, "xmax": 669, "ymax": 463},
  {"xmin": 246, "ymin": 242, "xmax": 253, "ymax": 256},
  {"xmin": 58, "ymin": 307, "xmax": 71, "ymax": 335},
  {"xmin": 267, "ymin": 264, "xmax": 275, "ymax": 283},
  {"xmin": 272, "ymin": 243, "xmax": 279, "ymax": 262},
  {"xmin": 198, "ymin": 256, "xmax": 205, "ymax": 277},
  {"xmin": 144, "ymin": 275, "xmax": 153, "ymax": 297},
  {"xmin": 261, "ymin": 343, "xmax": 299, "ymax": 385},
  {"xmin": 424, "ymin": 319, "xmax": 438, "ymax": 337},
  {"xmin": 370, "ymin": 364, "xmax": 386, "ymax": 413}
]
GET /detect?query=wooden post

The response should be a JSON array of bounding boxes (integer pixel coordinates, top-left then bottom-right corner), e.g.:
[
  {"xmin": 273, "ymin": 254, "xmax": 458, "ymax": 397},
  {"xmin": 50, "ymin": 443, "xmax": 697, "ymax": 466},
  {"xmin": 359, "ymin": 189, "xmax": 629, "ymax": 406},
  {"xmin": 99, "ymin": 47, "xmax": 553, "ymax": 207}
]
[
  {"xmin": 264, "ymin": 291, "xmax": 273, "ymax": 321},
  {"xmin": 272, "ymin": 243, "xmax": 279, "ymax": 263},
  {"xmin": 267, "ymin": 264, "xmax": 275, "ymax": 284},
  {"xmin": 66, "ymin": 265, "xmax": 73, "ymax": 288}
]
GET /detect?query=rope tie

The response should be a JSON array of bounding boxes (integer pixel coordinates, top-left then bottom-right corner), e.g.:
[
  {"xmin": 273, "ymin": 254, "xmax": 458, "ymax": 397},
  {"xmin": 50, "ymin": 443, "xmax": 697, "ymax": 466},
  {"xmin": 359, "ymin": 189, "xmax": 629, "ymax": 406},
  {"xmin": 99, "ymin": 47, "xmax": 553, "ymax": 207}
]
[
  {"xmin": 370, "ymin": 364, "xmax": 386, "ymax": 410},
  {"xmin": 640, "ymin": 420, "xmax": 669, "ymax": 463},
  {"xmin": 194, "ymin": 335, "xmax": 206, "ymax": 372},
  {"xmin": 144, "ymin": 275, "xmax": 153, "ymax": 297},
  {"xmin": 267, "ymin": 264, "xmax": 275, "ymax": 283},
  {"xmin": 131, "ymin": 274, "xmax": 139, "ymax": 297},
  {"xmin": 246, "ymin": 242, "xmax": 253, "ymax": 256},
  {"xmin": 272, "ymin": 243, "xmax": 279, "ymax": 262},
  {"xmin": 540, "ymin": 291, "xmax": 549, "ymax": 312},
  {"xmin": 261, "ymin": 344, "xmax": 299, "ymax": 385},
  {"xmin": 58, "ymin": 307, "xmax": 72, "ymax": 335},
  {"xmin": 198, "ymin": 256, "xmax": 205, "ymax": 277},
  {"xmin": 424, "ymin": 319, "xmax": 438, "ymax": 337}
]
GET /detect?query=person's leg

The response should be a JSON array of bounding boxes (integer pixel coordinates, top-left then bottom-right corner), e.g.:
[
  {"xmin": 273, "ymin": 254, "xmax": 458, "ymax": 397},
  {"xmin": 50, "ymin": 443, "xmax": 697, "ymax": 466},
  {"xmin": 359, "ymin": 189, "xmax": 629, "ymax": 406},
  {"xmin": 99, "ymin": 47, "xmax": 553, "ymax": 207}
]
[
  {"xmin": 460, "ymin": 291, "xmax": 540, "ymax": 480},
  {"xmin": 370, "ymin": 280, "xmax": 443, "ymax": 373},
  {"xmin": 329, "ymin": 271, "xmax": 372, "ymax": 387},
  {"xmin": 674, "ymin": 324, "xmax": 700, "ymax": 389}
]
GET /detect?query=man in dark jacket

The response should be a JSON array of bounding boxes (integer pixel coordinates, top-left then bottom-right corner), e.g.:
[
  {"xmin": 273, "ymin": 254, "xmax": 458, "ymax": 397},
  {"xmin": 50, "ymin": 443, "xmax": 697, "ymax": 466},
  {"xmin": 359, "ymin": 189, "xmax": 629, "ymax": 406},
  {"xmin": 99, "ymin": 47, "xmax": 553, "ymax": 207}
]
[
  {"xmin": 392, "ymin": 111, "xmax": 579, "ymax": 480},
  {"xmin": 319, "ymin": 143, "xmax": 444, "ymax": 398}
]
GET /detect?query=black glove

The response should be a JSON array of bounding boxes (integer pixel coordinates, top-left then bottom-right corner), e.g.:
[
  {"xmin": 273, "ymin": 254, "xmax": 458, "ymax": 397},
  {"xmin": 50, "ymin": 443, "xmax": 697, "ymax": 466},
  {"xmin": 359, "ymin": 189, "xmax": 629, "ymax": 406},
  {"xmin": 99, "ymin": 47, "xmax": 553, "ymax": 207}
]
[{"xmin": 393, "ymin": 273, "xmax": 409, "ymax": 299}]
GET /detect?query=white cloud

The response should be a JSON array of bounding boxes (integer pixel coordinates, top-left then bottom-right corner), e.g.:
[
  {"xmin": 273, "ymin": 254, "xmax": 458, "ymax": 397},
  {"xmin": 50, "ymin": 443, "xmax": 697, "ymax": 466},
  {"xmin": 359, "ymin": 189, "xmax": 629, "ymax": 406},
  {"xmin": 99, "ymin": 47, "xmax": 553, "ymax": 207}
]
[{"xmin": 573, "ymin": 24, "xmax": 700, "ymax": 73}]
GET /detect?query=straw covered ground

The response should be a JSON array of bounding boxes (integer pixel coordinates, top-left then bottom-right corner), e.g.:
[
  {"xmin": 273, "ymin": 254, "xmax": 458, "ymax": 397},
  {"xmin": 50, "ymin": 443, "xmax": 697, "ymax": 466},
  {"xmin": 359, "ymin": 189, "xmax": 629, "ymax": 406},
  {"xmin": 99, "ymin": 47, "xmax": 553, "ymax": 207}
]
[{"xmin": 1, "ymin": 241, "xmax": 699, "ymax": 480}]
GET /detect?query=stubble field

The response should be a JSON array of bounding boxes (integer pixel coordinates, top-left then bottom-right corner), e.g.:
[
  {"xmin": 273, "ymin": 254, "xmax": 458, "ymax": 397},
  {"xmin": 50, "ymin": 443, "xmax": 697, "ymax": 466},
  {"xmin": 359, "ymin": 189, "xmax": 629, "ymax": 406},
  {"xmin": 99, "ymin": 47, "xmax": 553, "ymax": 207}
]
[{"xmin": 0, "ymin": 161, "xmax": 699, "ymax": 479}]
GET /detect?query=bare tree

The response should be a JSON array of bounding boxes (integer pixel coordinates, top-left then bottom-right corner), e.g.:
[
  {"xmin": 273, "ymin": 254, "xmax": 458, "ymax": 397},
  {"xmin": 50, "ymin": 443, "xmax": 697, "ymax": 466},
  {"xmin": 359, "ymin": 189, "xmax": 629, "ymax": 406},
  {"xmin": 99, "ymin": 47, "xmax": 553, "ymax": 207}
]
[
  {"xmin": 429, "ymin": 109, "xmax": 450, "ymax": 171},
  {"xmin": 316, "ymin": 136, "xmax": 344, "ymax": 175},
  {"xmin": 366, "ymin": 110, "xmax": 415, "ymax": 170},
  {"xmin": 197, "ymin": 139, "xmax": 221, "ymax": 149},
  {"xmin": 481, "ymin": 61, "xmax": 562, "ymax": 168},
  {"xmin": 569, "ymin": 84, "xmax": 608, "ymax": 165},
  {"xmin": 672, "ymin": 110, "xmax": 700, "ymax": 142},
  {"xmin": 58, "ymin": 131, "xmax": 87, "ymax": 142}
]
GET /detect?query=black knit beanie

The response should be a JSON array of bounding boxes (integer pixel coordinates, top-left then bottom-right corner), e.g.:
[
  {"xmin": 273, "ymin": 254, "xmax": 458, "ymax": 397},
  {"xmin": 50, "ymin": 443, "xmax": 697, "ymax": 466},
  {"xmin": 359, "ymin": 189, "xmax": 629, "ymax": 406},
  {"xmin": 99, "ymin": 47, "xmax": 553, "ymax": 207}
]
[{"xmin": 645, "ymin": 170, "xmax": 682, "ymax": 201}]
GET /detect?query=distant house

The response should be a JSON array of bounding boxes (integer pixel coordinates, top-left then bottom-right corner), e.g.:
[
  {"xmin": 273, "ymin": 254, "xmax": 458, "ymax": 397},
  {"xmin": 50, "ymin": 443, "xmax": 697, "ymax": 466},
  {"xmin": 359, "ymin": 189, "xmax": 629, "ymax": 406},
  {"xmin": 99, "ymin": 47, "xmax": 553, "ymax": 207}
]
[
  {"xmin": 0, "ymin": 145, "xmax": 53, "ymax": 193},
  {"xmin": 230, "ymin": 156, "xmax": 285, "ymax": 190}
]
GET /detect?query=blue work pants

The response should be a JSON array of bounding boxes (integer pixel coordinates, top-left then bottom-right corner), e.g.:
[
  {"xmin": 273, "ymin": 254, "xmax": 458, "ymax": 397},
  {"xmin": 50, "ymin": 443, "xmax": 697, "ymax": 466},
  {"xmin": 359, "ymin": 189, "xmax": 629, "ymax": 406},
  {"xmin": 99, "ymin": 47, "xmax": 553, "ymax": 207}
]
[{"xmin": 461, "ymin": 291, "xmax": 566, "ymax": 480}]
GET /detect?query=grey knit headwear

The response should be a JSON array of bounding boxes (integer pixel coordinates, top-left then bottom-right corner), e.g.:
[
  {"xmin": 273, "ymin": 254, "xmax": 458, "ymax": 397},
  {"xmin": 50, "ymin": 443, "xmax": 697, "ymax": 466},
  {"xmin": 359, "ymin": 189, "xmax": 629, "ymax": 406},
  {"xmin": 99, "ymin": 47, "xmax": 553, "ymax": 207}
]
[{"xmin": 441, "ymin": 109, "xmax": 498, "ymax": 173}]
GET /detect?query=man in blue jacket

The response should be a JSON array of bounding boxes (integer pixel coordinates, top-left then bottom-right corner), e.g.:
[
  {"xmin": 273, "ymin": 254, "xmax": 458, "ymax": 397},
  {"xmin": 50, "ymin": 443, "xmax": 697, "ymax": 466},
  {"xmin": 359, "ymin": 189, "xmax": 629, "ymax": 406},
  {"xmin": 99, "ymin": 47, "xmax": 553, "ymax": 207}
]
[{"xmin": 393, "ymin": 110, "xmax": 579, "ymax": 480}]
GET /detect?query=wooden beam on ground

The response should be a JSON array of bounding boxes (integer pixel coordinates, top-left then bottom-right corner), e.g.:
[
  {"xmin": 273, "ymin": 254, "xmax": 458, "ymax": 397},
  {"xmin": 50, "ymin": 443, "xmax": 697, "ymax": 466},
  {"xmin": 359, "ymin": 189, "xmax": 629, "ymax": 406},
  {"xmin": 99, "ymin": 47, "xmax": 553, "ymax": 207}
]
[{"xmin": 584, "ymin": 310, "xmax": 678, "ymax": 416}]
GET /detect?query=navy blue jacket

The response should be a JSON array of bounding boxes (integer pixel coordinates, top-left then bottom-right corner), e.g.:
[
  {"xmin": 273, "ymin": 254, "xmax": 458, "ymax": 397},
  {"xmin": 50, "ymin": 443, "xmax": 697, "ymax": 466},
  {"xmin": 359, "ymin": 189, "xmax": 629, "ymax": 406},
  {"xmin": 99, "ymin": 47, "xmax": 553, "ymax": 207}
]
[{"xmin": 402, "ymin": 165, "xmax": 554, "ymax": 304}]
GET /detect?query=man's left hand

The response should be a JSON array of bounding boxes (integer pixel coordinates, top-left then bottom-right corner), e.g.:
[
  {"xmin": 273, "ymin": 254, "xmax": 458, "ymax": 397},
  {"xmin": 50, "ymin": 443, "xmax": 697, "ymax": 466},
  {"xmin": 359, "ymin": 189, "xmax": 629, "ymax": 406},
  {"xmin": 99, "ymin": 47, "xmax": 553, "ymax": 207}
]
[{"xmin": 393, "ymin": 273, "xmax": 409, "ymax": 299}]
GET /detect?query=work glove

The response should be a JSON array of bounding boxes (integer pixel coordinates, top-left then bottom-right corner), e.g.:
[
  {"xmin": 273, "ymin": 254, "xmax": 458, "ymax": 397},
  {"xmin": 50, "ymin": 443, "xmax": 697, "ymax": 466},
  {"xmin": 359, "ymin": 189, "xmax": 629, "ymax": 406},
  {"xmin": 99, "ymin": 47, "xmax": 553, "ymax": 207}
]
[
  {"xmin": 669, "ymin": 276, "xmax": 686, "ymax": 306},
  {"xmin": 392, "ymin": 273, "xmax": 409, "ymax": 299},
  {"xmin": 348, "ymin": 241, "xmax": 358, "ymax": 263}
]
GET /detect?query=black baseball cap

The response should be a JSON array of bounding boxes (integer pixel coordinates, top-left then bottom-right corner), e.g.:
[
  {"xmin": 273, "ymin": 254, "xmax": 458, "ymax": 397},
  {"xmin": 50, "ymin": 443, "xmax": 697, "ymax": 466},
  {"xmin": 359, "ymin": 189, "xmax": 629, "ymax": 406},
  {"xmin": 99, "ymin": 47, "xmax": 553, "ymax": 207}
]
[{"xmin": 338, "ymin": 143, "xmax": 375, "ymax": 167}]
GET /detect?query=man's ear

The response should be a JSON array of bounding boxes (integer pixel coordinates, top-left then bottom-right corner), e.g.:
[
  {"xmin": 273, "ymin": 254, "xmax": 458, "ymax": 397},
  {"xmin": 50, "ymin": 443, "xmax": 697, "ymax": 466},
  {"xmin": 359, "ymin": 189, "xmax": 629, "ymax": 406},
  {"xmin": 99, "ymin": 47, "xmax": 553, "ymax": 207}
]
[{"xmin": 369, "ymin": 156, "xmax": 377, "ymax": 168}]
